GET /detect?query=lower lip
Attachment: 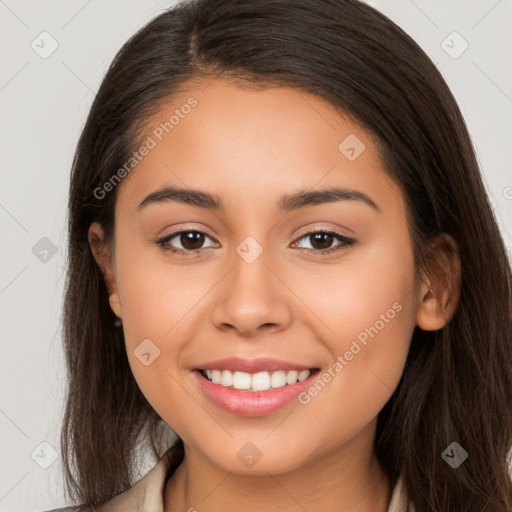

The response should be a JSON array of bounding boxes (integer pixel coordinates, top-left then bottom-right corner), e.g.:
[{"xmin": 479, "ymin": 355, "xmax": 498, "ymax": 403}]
[{"xmin": 192, "ymin": 370, "xmax": 320, "ymax": 417}]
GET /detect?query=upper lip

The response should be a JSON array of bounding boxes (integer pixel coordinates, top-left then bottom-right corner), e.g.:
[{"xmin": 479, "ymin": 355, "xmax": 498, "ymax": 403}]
[{"xmin": 193, "ymin": 357, "xmax": 319, "ymax": 373}]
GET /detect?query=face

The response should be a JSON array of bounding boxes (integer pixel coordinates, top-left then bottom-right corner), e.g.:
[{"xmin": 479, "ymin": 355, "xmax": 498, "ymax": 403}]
[{"xmin": 92, "ymin": 79, "xmax": 423, "ymax": 474}]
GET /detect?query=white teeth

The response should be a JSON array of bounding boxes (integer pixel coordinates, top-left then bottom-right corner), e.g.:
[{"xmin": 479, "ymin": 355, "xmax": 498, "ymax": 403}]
[
  {"xmin": 298, "ymin": 370, "xmax": 310, "ymax": 382},
  {"xmin": 286, "ymin": 370, "xmax": 298, "ymax": 384},
  {"xmin": 220, "ymin": 370, "xmax": 233, "ymax": 387},
  {"xmin": 251, "ymin": 371, "xmax": 271, "ymax": 391},
  {"xmin": 202, "ymin": 369, "xmax": 313, "ymax": 391},
  {"xmin": 271, "ymin": 370, "xmax": 287, "ymax": 388},
  {"xmin": 233, "ymin": 371, "xmax": 252, "ymax": 390}
]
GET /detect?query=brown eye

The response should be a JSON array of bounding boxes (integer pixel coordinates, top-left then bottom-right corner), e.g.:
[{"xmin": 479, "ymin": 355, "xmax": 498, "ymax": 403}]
[
  {"xmin": 308, "ymin": 232, "xmax": 335, "ymax": 250},
  {"xmin": 156, "ymin": 230, "xmax": 218, "ymax": 256},
  {"xmin": 293, "ymin": 230, "xmax": 356, "ymax": 255},
  {"xmin": 178, "ymin": 231, "xmax": 206, "ymax": 250}
]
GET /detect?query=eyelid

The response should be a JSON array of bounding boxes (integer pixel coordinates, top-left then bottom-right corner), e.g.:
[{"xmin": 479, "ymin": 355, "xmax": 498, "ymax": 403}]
[
  {"xmin": 156, "ymin": 228, "xmax": 218, "ymax": 248},
  {"xmin": 156, "ymin": 226, "xmax": 357, "ymax": 256},
  {"xmin": 293, "ymin": 223, "xmax": 354, "ymax": 240},
  {"xmin": 291, "ymin": 227, "xmax": 356, "ymax": 252}
]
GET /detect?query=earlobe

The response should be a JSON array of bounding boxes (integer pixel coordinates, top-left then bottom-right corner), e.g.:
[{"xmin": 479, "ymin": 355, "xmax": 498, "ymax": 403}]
[
  {"xmin": 88, "ymin": 222, "xmax": 122, "ymax": 319},
  {"xmin": 416, "ymin": 284, "xmax": 449, "ymax": 331},
  {"xmin": 108, "ymin": 294, "xmax": 122, "ymax": 319},
  {"xmin": 415, "ymin": 234, "xmax": 462, "ymax": 331}
]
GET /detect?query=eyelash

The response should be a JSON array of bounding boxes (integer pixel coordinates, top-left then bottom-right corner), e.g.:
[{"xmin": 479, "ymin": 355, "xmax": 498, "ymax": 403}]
[{"xmin": 155, "ymin": 228, "xmax": 356, "ymax": 257}]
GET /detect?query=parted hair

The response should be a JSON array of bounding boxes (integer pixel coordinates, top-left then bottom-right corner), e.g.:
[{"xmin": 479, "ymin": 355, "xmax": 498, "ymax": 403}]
[{"xmin": 61, "ymin": 1, "xmax": 512, "ymax": 510}]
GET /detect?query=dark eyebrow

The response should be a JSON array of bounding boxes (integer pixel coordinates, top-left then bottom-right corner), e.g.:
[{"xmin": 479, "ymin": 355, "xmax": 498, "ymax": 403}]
[
  {"xmin": 137, "ymin": 186, "xmax": 223, "ymax": 211},
  {"xmin": 278, "ymin": 186, "xmax": 381, "ymax": 213},
  {"xmin": 137, "ymin": 185, "xmax": 381, "ymax": 213}
]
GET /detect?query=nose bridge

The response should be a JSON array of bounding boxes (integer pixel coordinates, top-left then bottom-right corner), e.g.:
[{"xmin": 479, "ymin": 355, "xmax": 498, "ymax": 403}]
[
  {"xmin": 232, "ymin": 234, "xmax": 272, "ymax": 294},
  {"xmin": 209, "ymin": 232, "xmax": 291, "ymax": 337}
]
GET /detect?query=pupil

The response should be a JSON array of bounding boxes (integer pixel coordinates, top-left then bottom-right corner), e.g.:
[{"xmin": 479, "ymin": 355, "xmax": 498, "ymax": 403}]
[
  {"xmin": 182, "ymin": 232, "xmax": 204, "ymax": 250},
  {"xmin": 311, "ymin": 233, "xmax": 332, "ymax": 250}
]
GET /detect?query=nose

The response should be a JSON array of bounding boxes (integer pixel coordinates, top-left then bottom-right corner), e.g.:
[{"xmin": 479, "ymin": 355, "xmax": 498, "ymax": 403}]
[{"xmin": 209, "ymin": 244, "xmax": 292, "ymax": 338}]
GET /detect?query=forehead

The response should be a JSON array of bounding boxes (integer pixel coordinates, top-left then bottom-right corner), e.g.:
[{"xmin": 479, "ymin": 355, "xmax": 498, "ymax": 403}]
[{"xmin": 115, "ymin": 79, "xmax": 403, "ymax": 216}]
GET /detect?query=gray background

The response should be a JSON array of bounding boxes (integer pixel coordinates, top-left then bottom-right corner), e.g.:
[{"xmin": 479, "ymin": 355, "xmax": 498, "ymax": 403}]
[{"xmin": 1, "ymin": 1, "xmax": 511, "ymax": 510}]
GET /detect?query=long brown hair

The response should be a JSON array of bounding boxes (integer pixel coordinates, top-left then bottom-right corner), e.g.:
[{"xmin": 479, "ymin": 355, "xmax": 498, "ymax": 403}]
[{"xmin": 61, "ymin": 0, "xmax": 512, "ymax": 510}]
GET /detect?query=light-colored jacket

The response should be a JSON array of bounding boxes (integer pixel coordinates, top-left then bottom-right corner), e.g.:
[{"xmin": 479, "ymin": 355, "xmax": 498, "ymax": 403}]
[{"xmin": 40, "ymin": 445, "xmax": 411, "ymax": 512}]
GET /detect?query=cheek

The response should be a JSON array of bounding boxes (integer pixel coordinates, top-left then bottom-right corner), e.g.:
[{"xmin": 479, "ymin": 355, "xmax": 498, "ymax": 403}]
[
  {"xmin": 293, "ymin": 233, "xmax": 417, "ymax": 430},
  {"xmin": 114, "ymin": 230, "xmax": 208, "ymax": 343},
  {"xmin": 112, "ymin": 237, "xmax": 204, "ymax": 407}
]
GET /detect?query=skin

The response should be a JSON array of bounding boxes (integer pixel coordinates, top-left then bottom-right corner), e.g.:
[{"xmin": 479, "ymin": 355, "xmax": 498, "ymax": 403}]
[{"xmin": 89, "ymin": 79, "xmax": 461, "ymax": 512}]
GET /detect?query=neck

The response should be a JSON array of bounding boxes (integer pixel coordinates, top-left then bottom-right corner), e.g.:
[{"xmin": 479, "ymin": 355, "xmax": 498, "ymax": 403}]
[{"xmin": 164, "ymin": 431, "xmax": 392, "ymax": 512}]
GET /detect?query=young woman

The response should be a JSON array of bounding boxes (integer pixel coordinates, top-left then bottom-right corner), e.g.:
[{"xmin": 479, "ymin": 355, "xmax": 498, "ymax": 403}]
[{"xmin": 46, "ymin": 0, "xmax": 512, "ymax": 511}]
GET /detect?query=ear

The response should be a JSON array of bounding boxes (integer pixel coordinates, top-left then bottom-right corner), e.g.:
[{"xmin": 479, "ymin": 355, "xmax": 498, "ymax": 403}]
[
  {"xmin": 415, "ymin": 233, "xmax": 461, "ymax": 331},
  {"xmin": 88, "ymin": 222, "xmax": 122, "ymax": 319}
]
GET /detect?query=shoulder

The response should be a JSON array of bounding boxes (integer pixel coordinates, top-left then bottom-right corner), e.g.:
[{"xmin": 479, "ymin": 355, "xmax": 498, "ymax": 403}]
[{"xmin": 38, "ymin": 441, "xmax": 184, "ymax": 512}]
